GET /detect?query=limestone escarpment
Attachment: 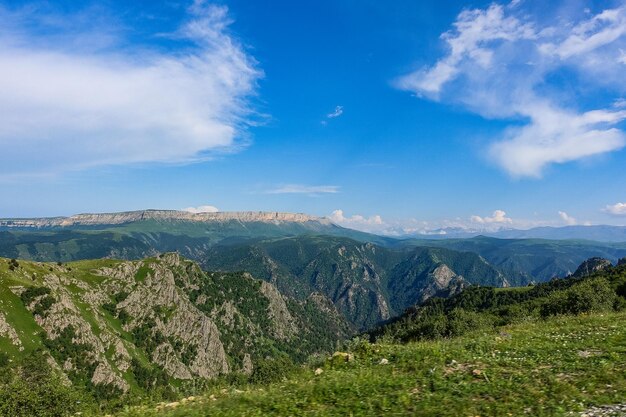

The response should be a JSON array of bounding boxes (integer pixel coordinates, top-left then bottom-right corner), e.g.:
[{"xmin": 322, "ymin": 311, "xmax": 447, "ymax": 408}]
[{"xmin": 0, "ymin": 210, "xmax": 328, "ymax": 228}]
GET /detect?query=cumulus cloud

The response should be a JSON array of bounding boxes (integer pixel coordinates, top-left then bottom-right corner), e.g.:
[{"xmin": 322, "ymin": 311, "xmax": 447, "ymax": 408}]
[
  {"xmin": 470, "ymin": 209, "xmax": 513, "ymax": 224},
  {"xmin": 266, "ymin": 184, "xmax": 340, "ymax": 195},
  {"xmin": 327, "ymin": 208, "xmax": 591, "ymax": 236},
  {"xmin": 0, "ymin": 2, "xmax": 261, "ymax": 176},
  {"xmin": 330, "ymin": 209, "xmax": 383, "ymax": 225},
  {"xmin": 558, "ymin": 210, "xmax": 577, "ymax": 225},
  {"xmin": 604, "ymin": 202, "xmax": 626, "ymax": 216},
  {"xmin": 181, "ymin": 205, "xmax": 219, "ymax": 213},
  {"xmin": 329, "ymin": 210, "xmax": 386, "ymax": 233},
  {"xmin": 327, "ymin": 105, "xmax": 344, "ymax": 118},
  {"xmin": 396, "ymin": 3, "xmax": 626, "ymax": 177}
]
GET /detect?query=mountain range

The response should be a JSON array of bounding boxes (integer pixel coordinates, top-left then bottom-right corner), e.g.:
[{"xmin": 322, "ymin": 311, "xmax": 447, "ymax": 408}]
[
  {"xmin": 404, "ymin": 225, "xmax": 626, "ymax": 242},
  {"xmin": 2, "ymin": 209, "xmax": 626, "ymax": 411},
  {"xmin": 1, "ymin": 210, "xmax": 625, "ymax": 281}
]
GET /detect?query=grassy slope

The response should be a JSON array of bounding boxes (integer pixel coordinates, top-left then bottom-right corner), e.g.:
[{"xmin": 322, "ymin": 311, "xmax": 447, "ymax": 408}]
[{"xmin": 117, "ymin": 311, "xmax": 626, "ymax": 417}]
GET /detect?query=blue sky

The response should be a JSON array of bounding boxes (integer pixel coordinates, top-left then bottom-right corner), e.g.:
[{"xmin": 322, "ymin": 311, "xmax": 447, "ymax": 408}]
[{"xmin": 1, "ymin": 0, "xmax": 626, "ymax": 234}]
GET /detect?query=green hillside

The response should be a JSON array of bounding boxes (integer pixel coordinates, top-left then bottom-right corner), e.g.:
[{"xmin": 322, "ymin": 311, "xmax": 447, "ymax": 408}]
[
  {"xmin": 3, "ymin": 255, "xmax": 626, "ymax": 416},
  {"xmin": 114, "ymin": 312, "xmax": 626, "ymax": 417},
  {"xmin": 401, "ymin": 236, "xmax": 626, "ymax": 284},
  {"xmin": 0, "ymin": 255, "xmax": 349, "ymax": 415},
  {"xmin": 107, "ymin": 261, "xmax": 626, "ymax": 417},
  {"xmin": 3, "ymin": 213, "xmax": 626, "ymax": 288},
  {"xmin": 204, "ymin": 236, "xmax": 507, "ymax": 329}
]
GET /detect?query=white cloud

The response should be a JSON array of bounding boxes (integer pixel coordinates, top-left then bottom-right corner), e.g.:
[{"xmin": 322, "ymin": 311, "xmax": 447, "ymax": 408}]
[
  {"xmin": 470, "ymin": 209, "xmax": 513, "ymax": 224},
  {"xmin": 182, "ymin": 205, "xmax": 219, "ymax": 213},
  {"xmin": 558, "ymin": 210, "xmax": 577, "ymax": 225},
  {"xmin": 604, "ymin": 202, "xmax": 626, "ymax": 216},
  {"xmin": 327, "ymin": 208, "xmax": 599, "ymax": 236},
  {"xmin": 396, "ymin": 4, "xmax": 536, "ymax": 96},
  {"xmin": 329, "ymin": 210, "xmax": 386, "ymax": 233},
  {"xmin": 396, "ymin": 3, "xmax": 626, "ymax": 177},
  {"xmin": 0, "ymin": 2, "xmax": 261, "ymax": 176},
  {"xmin": 614, "ymin": 98, "xmax": 626, "ymax": 108},
  {"xmin": 328, "ymin": 209, "xmax": 553, "ymax": 236},
  {"xmin": 266, "ymin": 184, "xmax": 340, "ymax": 195},
  {"xmin": 489, "ymin": 106, "xmax": 626, "ymax": 177},
  {"xmin": 327, "ymin": 105, "xmax": 344, "ymax": 118},
  {"xmin": 330, "ymin": 209, "xmax": 383, "ymax": 225},
  {"xmin": 541, "ymin": 8, "xmax": 626, "ymax": 59}
]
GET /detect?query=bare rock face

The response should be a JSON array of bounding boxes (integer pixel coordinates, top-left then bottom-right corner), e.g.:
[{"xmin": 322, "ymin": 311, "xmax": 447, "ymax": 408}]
[
  {"xmin": 113, "ymin": 340, "xmax": 132, "ymax": 372},
  {"xmin": 30, "ymin": 273, "xmax": 131, "ymax": 393},
  {"xmin": 117, "ymin": 260, "xmax": 229, "ymax": 380},
  {"xmin": 1, "ymin": 252, "xmax": 346, "ymax": 394},
  {"xmin": 259, "ymin": 281, "xmax": 297, "ymax": 340},
  {"xmin": 420, "ymin": 265, "xmax": 469, "ymax": 303},
  {"xmin": 242, "ymin": 353, "xmax": 253, "ymax": 375},
  {"xmin": 0, "ymin": 210, "xmax": 327, "ymax": 228},
  {"xmin": 307, "ymin": 292, "xmax": 354, "ymax": 335},
  {"xmin": 154, "ymin": 344, "xmax": 192, "ymax": 380},
  {"xmin": 0, "ymin": 311, "xmax": 23, "ymax": 350},
  {"xmin": 572, "ymin": 258, "xmax": 613, "ymax": 278},
  {"xmin": 335, "ymin": 281, "xmax": 391, "ymax": 327},
  {"xmin": 166, "ymin": 307, "xmax": 229, "ymax": 379},
  {"xmin": 91, "ymin": 362, "xmax": 128, "ymax": 391},
  {"xmin": 431, "ymin": 264, "xmax": 456, "ymax": 288}
]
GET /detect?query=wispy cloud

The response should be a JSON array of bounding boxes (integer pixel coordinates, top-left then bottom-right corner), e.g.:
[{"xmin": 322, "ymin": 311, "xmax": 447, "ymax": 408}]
[
  {"xmin": 0, "ymin": 2, "xmax": 261, "ymax": 177},
  {"xmin": 604, "ymin": 202, "xmax": 626, "ymax": 216},
  {"xmin": 327, "ymin": 105, "xmax": 344, "ymax": 118},
  {"xmin": 396, "ymin": 3, "xmax": 626, "ymax": 177},
  {"xmin": 266, "ymin": 184, "xmax": 340, "ymax": 195},
  {"xmin": 181, "ymin": 205, "xmax": 219, "ymax": 213},
  {"xmin": 615, "ymin": 98, "xmax": 626, "ymax": 108}
]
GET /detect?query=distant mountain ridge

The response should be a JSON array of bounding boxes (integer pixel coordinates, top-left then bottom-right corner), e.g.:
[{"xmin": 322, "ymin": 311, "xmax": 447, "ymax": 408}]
[
  {"xmin": 0, "ymin": 210, "xmax": 329, "ymax": 228},
  {"xmin": 2, "ymin": 210, "xmax": 626, "ymax": 287},
  {"xmin": 4, "ymin": 210, "xmax": 626, "ymax": 243},
  {"xmin": 408, "ymin": 225, "xmax": 626, "ymax": 242}
]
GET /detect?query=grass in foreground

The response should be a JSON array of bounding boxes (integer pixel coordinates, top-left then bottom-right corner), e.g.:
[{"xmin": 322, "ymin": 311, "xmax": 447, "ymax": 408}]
[{"xmin": 116, "ymin": 311, "xmax": 626, "ymax": 417}]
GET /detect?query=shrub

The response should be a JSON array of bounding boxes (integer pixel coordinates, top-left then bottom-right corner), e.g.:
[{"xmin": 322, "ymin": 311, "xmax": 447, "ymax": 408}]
[
  {"xmin": 20, "ymin": 287, "xmax": 50, "ymax": 306},
  {"xmin": 540, "ymin": 278, "xmax": 616, "ymax": 317},
  {"xmin": 0, "ymin": 351, "xmax": 93, "ymax": 417},
  {"xmin": 446, "ymin": 308, "xmax": 495, "ymax": 338},
  {"xmin": 130, "ymin": 358, "xmax": 167, "ymax": 391},
  {"xmin": 249, "ymin": 356, "xmax": 295, "ymax": 385},
  {"xmin": 0, "ymin": 352, "xmax": 9, "ymax": 368},
  {"xmin": 32, "ymin": 295, "xmax": 55, "ymax": 317}
]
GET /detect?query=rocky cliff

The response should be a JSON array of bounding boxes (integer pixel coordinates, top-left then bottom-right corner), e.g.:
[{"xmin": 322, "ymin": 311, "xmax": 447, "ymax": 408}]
[
  {"xmin": 204, "ymin": 237, "xmax": 509, "ymax": 330},
  {"xmin": 571, "ymin": 257, "xmax": 613, "ymax": 278},
  {"xmin": 0, "ymin": 210, "xmax": 329, "ymax": 228},
  {"xmin": 0, "ymin": 254, "xmax": 349, "ymax": 397}
]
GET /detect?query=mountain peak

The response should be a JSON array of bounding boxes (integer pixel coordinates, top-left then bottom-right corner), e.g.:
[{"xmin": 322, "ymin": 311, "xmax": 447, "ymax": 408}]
[{"xmin": 571, "ymin": 257, "xmax": 613, "ymax": 278}]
